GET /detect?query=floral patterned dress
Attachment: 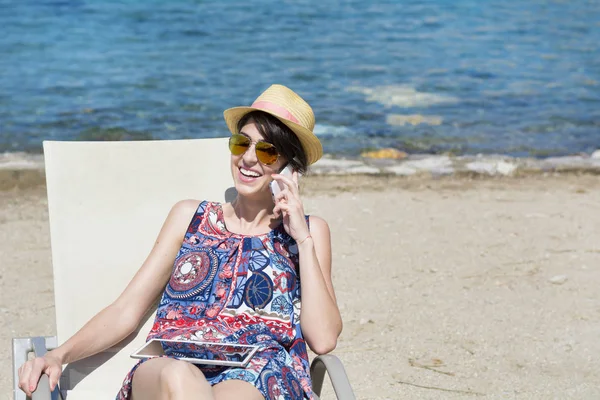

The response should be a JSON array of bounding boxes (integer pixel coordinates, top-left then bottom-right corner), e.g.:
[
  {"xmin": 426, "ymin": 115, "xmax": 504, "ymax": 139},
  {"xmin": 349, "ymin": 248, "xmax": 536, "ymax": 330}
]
[{"xmin": 116, "ymin": 201, "xmax": 313, "ymax": 400}]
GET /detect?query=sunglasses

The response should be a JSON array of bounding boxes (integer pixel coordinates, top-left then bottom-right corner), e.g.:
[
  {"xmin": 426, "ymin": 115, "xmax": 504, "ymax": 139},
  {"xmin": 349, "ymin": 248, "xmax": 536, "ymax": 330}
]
[{"xmin": 228, "ymin": 133, "xmax": 280, "ymax": 165}]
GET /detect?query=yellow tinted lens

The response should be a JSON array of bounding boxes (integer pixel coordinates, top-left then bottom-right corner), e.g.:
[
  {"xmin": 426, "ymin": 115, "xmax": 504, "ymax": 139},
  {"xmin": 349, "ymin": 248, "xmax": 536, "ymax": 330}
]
[
  {"xmin": 255, "ymin": 142, "xmax": 279, "ymax": 165},
  {"xmin": 229, "ymin": 134, "xmax": 250, "ymax": 155}
]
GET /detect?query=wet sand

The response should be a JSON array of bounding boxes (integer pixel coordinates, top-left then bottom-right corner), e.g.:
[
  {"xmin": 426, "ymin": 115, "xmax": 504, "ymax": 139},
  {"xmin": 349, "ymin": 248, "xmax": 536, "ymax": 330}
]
[{"xmin": 2, "ymin": 174, "xmax": 600, "ymax": 399}]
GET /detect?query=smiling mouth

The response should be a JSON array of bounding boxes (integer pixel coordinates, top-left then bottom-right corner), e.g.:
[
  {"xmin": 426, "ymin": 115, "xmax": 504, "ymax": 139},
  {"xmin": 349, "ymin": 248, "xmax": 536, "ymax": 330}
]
[{"xmin": 239, "ymin": 167, "xmax": 262, "ymax": 178}]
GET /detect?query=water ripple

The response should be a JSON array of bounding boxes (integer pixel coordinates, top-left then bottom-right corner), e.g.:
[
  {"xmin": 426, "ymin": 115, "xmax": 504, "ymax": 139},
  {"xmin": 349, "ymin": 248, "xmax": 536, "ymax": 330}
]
[{"xmin": 0, "ymin": 0, "xmax": 599, "ymax": 156}]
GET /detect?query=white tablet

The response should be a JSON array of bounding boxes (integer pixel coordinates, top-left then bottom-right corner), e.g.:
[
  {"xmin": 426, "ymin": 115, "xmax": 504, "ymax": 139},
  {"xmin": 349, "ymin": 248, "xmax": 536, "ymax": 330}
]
[{"xmin": 130, "ymin": 338, "xmax": 260, "ymax": 368}]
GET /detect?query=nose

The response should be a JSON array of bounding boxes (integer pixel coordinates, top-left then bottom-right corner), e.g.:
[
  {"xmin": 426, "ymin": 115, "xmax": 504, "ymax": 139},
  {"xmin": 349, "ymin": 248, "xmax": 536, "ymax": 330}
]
[{"xmin": 241, "ymin": 142, "xmax": 258, "ymax": 165}]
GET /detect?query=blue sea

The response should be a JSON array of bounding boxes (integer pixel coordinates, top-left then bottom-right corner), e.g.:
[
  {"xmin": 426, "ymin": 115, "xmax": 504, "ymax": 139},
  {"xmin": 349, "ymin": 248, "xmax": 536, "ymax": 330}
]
[{"xmin": 1, "ymin": 0, "xmax": 599, "ymax": 157}]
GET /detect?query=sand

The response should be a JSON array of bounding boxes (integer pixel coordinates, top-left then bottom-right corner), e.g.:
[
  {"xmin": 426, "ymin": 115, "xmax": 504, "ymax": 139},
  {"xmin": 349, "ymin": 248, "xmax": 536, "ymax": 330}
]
[{"xmin": 2, "ymin": 174, "xmax": 600, "ymax": 399}]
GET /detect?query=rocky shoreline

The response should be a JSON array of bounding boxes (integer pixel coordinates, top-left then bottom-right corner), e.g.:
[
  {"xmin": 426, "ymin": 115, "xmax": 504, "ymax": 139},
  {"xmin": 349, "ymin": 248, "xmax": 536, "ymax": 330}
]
[
  {"xmin": 314, "ymin": 149, "xmax": 600, "ymax": 177},
  {"xmin": 1, "ymin": 150, "xmax": 600, "ymax": 191}
]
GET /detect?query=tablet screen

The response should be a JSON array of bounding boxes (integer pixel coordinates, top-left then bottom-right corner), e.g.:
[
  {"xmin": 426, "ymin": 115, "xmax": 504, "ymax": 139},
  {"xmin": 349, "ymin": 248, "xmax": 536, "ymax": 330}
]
[{"xmin": 130, "ymin": 339, "xmax": 259, "ymax": 367}]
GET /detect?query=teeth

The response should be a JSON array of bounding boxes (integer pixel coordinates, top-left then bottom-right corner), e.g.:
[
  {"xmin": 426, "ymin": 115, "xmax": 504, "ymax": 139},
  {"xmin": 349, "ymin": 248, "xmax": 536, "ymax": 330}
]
[{"xmin": 240, "ymin": 167, "xmax": 260, "ymax": 177}]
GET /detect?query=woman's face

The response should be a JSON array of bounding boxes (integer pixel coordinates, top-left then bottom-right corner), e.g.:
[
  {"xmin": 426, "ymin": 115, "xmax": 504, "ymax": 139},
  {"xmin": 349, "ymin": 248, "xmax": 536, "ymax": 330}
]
[{"xmin": 230, "ymin": 121, "xmax": 287, "ymax": 199}]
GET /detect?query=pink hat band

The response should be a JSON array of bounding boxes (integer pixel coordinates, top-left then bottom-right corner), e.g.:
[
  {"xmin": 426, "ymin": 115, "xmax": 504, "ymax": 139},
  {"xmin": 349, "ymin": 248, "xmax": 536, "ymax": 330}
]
[{"xmin": 251, "ymin": 100, "xmax": 300, "ymax": 125}]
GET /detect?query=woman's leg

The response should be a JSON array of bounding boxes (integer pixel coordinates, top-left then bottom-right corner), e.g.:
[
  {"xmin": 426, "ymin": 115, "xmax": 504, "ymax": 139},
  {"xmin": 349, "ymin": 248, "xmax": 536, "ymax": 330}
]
[
  {"xmin": 131, "ymin": 358, "xmax": 215, "ymax": 400},
  {"xmin": 213, "ymin": 380, "xmax": 264, "ymax": 400}
]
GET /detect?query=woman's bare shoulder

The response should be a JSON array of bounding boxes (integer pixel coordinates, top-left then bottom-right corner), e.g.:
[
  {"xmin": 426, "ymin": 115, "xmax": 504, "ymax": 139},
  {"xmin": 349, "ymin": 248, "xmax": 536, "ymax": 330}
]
[
  {"xmin": 171, "ymin": 199, "xmax": 203, "ymax": 213},
  {"xmin": 164, "ymin": 199, "xmax": 204, "ymax": 228},
  {"xmin": 308, "ymin": 215, "xmax": 330, "ymax": 235}
]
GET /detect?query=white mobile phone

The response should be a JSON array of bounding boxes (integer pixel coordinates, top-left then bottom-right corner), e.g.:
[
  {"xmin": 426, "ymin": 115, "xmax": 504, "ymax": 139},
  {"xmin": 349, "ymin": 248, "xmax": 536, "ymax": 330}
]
[{"xmin": 270, "ymin": 164, "xmax": 294, "ymax": 198}]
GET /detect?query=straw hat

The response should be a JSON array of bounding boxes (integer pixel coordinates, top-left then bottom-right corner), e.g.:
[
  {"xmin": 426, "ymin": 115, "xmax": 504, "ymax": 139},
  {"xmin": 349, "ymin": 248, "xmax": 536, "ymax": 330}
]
[{"xmin": 223, "ymin": 84, "xmax": 323, "ymax": 165}]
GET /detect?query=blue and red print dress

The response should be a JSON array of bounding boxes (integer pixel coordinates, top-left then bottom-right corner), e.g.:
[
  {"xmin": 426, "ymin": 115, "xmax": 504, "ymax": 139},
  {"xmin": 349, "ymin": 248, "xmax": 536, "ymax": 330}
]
[{"xmin": 116, "ymin": 201, "xmax": 313, "ymax": 400}]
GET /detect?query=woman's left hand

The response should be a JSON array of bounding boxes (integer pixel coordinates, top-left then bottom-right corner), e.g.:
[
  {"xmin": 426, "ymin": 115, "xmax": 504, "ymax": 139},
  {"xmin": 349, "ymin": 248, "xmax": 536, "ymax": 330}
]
[{"xmin": 272, "ymin": 170, "xmax": 310, "ymax": 243}]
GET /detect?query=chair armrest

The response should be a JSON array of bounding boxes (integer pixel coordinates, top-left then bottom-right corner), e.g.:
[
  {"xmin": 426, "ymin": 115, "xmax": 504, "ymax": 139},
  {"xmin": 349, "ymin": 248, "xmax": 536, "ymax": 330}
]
[
  {"xmin": 310, "ymin": 354, "xmax": 356, "ymax": 400},
  {"xmin": 12, "ymin": 337, "xmax": 60, "ymax": 400},
  {"xmin": 31, "ymin": 375, "xmax": 53, "ymax": 400}
]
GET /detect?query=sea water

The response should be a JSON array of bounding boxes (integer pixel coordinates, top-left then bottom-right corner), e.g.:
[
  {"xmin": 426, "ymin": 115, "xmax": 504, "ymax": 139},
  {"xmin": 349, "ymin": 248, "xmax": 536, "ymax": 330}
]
[{"xmin": 1, "ymin": 0, "xmax": 599, "ymax": 157}]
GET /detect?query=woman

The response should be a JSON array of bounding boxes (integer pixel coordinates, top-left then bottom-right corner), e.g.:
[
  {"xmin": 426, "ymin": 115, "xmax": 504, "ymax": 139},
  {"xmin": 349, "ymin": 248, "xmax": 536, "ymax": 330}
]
[{"xmin": 18, "ymin": 84, "xmax": 342, "ymax": 400}]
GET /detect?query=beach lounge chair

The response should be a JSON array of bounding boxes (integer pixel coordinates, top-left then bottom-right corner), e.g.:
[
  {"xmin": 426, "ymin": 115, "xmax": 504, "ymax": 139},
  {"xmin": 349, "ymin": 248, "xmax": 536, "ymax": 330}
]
[{"xmin": 12, "ymin": 138, "xmax": 355, "ymax": 400}]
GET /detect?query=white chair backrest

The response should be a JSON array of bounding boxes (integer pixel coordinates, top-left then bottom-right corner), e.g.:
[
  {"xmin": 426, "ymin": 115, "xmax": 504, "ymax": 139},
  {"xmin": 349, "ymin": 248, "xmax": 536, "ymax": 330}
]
[{"xmin": 43, "ymin": 138, "xmax": 234, "ymax": 399}]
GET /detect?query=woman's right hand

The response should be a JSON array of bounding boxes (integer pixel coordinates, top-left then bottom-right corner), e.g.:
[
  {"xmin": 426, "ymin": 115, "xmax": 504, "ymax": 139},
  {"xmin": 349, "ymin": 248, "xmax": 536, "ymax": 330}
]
[{"xmin": 18, "ymin": 353, "xmax": 62, "ymax": 397}]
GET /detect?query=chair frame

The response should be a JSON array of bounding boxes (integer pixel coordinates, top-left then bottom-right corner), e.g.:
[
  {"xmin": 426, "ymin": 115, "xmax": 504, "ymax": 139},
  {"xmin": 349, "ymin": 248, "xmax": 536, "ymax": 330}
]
[
  {"xmin": 12, "ymin": 139, "xmax": 356, "ymax": 400},
  {"xmin": 13, "ymin": 336, "xmax": 355, "ymax": 399}
]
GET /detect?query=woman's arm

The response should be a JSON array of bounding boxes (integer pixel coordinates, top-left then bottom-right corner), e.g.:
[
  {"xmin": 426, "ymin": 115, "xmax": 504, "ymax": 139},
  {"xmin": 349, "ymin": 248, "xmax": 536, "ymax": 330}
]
[
  {"xmin": 297, "ymin": 215, "xmax": 343, "ymax": 354},
  {"xmin": 272, "ymin": 171, "xmax": 342, "ymax": 354},
  {"xmin": 18, "ymin": 200, "xmax": 199, "ymax": 396}
]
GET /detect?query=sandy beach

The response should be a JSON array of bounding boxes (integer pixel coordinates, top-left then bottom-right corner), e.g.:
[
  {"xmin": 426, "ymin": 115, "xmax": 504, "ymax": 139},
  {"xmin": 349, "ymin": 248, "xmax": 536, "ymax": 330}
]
[{"xmin": 2, "ymin": 173, "xmax": 600, "ymax": 399}]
